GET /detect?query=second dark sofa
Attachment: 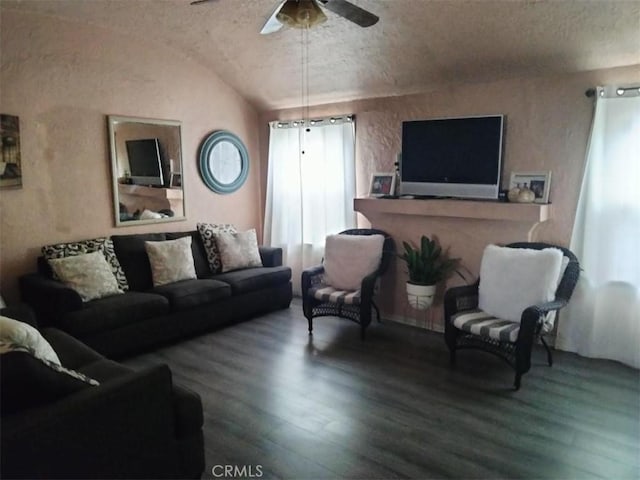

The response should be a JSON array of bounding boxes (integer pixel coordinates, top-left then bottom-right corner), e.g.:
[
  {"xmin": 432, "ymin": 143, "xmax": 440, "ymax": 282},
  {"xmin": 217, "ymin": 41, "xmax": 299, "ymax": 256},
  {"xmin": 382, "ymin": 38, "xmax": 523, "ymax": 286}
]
[
  {"xmin": 19, "ymin": 230, "xmax": 292, "ymax": 358},
  {"xmin": 1, "ymin": 305, "xmax": 204, "ymax": 479}
]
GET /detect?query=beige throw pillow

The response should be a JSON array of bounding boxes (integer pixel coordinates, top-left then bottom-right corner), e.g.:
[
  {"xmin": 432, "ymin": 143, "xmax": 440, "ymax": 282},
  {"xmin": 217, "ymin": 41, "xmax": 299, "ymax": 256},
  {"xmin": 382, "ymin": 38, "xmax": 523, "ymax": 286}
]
[
  {"xmin": 323, "ymin": 234, "xmax": 385, "ymax": 291},
  {"xmin": 214, "ymin": 229, "xmax": 263, "ymax": 273},
  {"xmin": 144, "ymin": 236, "xmax": 197, "ymax": 287},
  {"xmin": 48, "ymin": 251, "xmax": 124, "ymax": 302}
]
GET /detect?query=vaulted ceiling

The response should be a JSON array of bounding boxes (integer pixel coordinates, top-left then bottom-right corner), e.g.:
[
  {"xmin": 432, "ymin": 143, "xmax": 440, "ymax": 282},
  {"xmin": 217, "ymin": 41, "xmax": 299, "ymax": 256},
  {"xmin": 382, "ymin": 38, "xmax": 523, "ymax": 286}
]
[{"xmin": 4, "ymin": 0, "xmax": 640, "ymax": 111}]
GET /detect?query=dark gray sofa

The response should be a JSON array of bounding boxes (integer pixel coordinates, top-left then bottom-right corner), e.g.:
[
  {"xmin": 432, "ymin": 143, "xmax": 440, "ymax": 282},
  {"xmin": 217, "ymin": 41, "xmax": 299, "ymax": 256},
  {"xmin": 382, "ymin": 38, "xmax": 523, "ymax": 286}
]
[
  {"xmin": 19, "ymin": 230, "xmax": 292, "ymax": 358},
  {"xmin": 0, "ymin": 305, "xmax": 205, "ymax": 479}
]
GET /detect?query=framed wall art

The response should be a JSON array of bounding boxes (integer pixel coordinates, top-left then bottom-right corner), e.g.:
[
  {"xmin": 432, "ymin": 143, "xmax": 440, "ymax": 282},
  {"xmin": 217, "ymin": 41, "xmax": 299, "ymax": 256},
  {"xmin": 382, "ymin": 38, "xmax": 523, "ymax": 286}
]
[{"xmin": 1, "ymin": 114, "xmax": 22, "ymax": 189}]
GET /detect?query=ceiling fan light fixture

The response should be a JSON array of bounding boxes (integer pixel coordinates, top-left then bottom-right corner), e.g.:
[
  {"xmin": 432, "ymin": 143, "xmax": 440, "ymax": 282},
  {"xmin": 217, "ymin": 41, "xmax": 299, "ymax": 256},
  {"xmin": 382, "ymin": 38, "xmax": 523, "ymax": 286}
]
[{"xmin": 277, "ymin": 0, "xmax": 327, "ymax": 29}]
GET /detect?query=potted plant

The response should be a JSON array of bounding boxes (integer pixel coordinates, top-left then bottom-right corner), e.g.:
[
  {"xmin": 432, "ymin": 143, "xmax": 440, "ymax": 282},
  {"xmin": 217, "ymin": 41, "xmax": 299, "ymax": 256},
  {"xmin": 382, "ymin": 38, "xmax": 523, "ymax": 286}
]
[{"xmin": 398, "ymin": 235, "xmax": 462, "ymax": 310}]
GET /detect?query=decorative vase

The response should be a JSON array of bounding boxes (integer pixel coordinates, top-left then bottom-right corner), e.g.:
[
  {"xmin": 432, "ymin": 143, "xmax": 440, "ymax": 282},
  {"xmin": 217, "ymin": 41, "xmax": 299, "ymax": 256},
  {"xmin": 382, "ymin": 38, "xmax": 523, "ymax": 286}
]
[
  {"xmin": 507, "ymin": 185, "xmax": 521, "ymax": 202},
  {"xmin": 517, "ymin": 185, "xmax": 536, "ymax": 203},
  {"xmin": 406, "ymin": 283, "xmax": 436, "ymax": 310}
]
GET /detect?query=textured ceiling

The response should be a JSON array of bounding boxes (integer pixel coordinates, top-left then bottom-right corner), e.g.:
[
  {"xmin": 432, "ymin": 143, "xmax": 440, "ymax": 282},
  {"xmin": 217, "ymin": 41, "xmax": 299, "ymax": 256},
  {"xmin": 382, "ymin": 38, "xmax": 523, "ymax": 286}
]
[{"xmin": 4, "ymin": 0, "xmax": 640, "ymax": 111}]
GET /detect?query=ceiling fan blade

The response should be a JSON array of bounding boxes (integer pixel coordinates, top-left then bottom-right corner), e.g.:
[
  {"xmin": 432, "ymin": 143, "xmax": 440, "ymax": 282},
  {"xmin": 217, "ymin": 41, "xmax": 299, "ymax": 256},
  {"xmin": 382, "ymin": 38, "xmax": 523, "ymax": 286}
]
[
  {"xmin": 190, "ymin": 0, "xmax": 217, "ymax": 5},
  {"xmin": 318, "ymin": 0, "xmax": 379, "ymax": 28},
  {"xmin": 260, "ymin": 0, "xmax": 287, "ymax": 35}
]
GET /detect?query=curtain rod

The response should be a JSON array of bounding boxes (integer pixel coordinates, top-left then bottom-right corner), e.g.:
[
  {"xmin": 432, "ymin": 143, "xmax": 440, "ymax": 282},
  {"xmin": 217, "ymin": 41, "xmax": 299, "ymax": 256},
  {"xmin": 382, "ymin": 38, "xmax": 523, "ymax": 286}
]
[
  {"xmin": 271, "ymin": 115, "xmax": 354, "ymax": 129},
  {"xmin": 585, "ymin": 85, "xmax": 640, "ymax": 98}
]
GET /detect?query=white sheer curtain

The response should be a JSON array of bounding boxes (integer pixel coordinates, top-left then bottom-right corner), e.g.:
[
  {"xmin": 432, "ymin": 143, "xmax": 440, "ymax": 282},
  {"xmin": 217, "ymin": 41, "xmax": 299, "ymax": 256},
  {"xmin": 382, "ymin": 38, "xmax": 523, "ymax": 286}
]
[
  {"xmin": 264, "ymin": 120, "xmax": 356, "ymax": 294},
  {"xmin": 556, "ymin": 86, "xmax": 640, "ymax": 368}
]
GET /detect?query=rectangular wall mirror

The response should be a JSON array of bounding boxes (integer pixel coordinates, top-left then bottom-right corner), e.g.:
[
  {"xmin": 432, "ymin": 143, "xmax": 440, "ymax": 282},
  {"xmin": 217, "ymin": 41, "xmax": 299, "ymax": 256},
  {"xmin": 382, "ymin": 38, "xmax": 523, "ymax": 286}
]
[{"xmin": 108, "ymin": 115, "xmax": 185, "ymax": 227}]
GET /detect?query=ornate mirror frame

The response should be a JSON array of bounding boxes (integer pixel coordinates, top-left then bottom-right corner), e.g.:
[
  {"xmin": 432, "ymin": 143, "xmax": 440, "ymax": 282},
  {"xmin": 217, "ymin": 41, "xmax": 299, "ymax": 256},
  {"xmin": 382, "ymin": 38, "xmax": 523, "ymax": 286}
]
[
  {"xmin": 108, "ymin": 115, "xmax": 186, "ymax": 227},
  {"xmin": 198, "ymin": 130, "xmax": 249, "ymax": 194}
]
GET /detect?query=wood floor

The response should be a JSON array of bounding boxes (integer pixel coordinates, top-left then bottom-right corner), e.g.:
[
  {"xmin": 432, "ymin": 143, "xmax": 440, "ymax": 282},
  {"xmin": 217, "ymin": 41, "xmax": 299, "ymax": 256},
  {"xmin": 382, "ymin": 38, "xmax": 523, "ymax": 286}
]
[{"xmin": 125, "ymin": 299, "xmax": 640, "ymax": 480}]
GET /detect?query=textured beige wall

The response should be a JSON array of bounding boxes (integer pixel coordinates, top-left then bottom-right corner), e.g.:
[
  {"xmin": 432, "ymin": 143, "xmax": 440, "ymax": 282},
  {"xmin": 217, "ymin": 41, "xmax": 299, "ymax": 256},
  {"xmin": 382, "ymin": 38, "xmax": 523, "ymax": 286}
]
[
  {"xmin": 0, "ymin": 10, "xmax": 262, "ymax": 302},
  {"xmin": 260, "ymin": 65, "xmax": 640, "ymax": 328},
  {"xmin": 261, "ymin": 66, "xmax": 640, "ymax": 246}
]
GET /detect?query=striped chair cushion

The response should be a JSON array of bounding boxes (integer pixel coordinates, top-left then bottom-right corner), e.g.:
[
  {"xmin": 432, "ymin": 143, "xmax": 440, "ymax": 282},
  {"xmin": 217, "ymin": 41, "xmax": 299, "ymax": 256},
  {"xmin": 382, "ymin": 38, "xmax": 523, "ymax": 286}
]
[
  {"xmin": 309, "ymin": 285, "xmax": 361, "ymax": 305},
  {"xmin": 451, "ymin": 309, "xmax": 520, "ymax": 343}
]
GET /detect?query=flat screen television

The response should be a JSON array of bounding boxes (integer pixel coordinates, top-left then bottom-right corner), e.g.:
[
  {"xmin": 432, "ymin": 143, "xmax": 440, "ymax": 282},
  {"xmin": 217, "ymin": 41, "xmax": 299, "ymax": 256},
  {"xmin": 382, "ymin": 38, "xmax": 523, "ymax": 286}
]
[
  {"xmin": 400, "ymin": 115, "xmax": 504, "ymax": 199},
  {"xmin": 125, "ymin": 138, "xmax": 164, "ymax": 186}
]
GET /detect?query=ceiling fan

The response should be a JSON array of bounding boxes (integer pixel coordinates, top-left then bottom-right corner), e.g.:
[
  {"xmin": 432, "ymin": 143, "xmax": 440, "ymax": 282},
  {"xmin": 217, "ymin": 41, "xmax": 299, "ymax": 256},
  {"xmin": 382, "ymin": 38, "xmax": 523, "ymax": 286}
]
[{"xmin": 190, "ymin": 0, "xmax": 379, "ymax": 35}]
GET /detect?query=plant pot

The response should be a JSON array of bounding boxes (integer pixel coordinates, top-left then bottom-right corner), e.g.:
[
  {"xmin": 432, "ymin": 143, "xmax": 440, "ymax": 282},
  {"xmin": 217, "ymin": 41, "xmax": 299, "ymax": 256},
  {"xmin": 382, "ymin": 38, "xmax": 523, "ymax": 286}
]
[{"xmin": 406, "ymin": 282, "xmax": 436, "ymax": 310}]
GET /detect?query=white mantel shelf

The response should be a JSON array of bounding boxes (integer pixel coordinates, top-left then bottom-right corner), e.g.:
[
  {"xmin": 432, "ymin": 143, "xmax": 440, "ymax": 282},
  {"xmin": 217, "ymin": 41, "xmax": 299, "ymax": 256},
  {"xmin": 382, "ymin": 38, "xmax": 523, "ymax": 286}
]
[{"xmin": 354, "ymin": 197, "xmax": 551, "ymax": 223}]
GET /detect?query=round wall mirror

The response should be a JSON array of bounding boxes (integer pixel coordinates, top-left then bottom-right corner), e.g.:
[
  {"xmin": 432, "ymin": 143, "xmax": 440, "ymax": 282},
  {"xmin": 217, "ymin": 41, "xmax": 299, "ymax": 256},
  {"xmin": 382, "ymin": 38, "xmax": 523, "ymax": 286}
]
[{"xmin": 198, "ymin": 130, "xmax": 249, "ymax": 194}]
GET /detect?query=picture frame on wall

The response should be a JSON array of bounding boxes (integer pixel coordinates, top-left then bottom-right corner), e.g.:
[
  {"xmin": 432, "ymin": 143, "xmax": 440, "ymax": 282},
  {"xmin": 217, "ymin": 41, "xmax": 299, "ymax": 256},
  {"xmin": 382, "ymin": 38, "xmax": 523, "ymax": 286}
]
[
  {"xmin": 170, "ymin": 172, "xmax": 182, "ymax": 188},
  {"xmin": 369, "ymin": 172, "xmax": 396, "ymax": 197},
  {"xmin": 509, "ymin": 171, "xmax": 552, "ymax": 204},
  {"xmin": 1, "ymin": 114, "xmax": 23, "ymax": 189}
]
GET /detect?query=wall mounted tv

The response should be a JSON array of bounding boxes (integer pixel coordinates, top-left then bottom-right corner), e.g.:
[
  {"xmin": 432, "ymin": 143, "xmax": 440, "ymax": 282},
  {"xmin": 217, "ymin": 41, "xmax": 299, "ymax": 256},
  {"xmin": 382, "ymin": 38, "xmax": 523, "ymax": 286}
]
[
  {"xmin": 400, "ymin": 115, "xmax": 505, "ymax": 199},
  {"xmin": 125, "ymin": 138, "xmax": 164, "ymax": 186}
]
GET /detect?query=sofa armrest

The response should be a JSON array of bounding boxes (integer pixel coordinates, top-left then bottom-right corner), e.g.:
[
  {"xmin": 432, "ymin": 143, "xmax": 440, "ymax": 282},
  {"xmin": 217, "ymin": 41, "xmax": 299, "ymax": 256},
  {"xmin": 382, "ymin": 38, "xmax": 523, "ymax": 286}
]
[
  {"xmin": 259, "ymin": 246, "xmax": 283, "ymax": 267},
  {"xmin": 19, "ymin": 273, "xmax": 83, "ymax": 327},
  {"xmin": 1, "ymin": 364, "xmax": 184, "ymax": 479},
  {"xmin": 42, "ymin": 327, "xmax": 105, "ymax": 370},
  {"xmin": 171, "ymin": 384, "xmax": 205, "ymax": 478},
  {"xmin": 0, "ymin": 304, "xmax": 38, "ymax": 328},
  {"xmin": 171, "ymin": 384, "xmax": 204, "ymax": 438}
]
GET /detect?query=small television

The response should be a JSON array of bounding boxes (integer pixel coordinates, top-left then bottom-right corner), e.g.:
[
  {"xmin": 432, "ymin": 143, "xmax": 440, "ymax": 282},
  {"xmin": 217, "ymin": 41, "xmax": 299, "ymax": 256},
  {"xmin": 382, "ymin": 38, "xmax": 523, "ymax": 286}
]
[
  {"xmin": 401, "ymin": 115, "xmax": 505, "ymax": 199},
  {"xmin": 125, "ymin": 138, "xmax": 164, "ymax": 186}
]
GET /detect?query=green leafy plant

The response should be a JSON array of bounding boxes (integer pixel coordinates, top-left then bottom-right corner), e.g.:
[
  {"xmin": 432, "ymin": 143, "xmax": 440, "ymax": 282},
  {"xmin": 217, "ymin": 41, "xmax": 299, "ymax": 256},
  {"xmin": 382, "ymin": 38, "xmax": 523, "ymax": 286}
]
[{"xmin": 398, "ymin": 235, "xmax": 463, "ymax": 285}]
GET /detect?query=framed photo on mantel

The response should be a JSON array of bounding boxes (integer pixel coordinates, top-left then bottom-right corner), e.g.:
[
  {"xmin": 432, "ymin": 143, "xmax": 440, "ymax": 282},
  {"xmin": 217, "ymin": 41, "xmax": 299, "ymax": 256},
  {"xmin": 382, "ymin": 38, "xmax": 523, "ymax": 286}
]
[
  {"xmin": 369, "ymin": 172, "xmax": 396, "ymax": 197},
  {"xmin": 509, "ymin": 171, "xmax": 552, "ymax": 204}
]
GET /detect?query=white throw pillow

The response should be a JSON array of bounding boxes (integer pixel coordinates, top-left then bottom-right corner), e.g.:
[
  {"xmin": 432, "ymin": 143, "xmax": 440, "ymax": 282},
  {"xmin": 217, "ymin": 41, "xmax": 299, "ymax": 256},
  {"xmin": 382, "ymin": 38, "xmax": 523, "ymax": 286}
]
[
  {"xmin": 144, "ymin": 236, "xmax": 197, "ymax": 287},
  {"xmin": 478, "ymin": 244, "xmax": 564, "ymax": 323},
  {"xmin": 48, "ymin": 251, "xmax": 124, "ymax": 302},
  {"xmin": 214, "ymin": 229, "xmax": 263, "ymax": 273},
  {"xmin": 0, "ymin": 315, "xmax": 61, "ymax": 365},
  {"xmin": 139, "ymin": 209, "xmax": 163, "ymax": 220},
  {"xmin": 323, "ymin": 234, "xmax": 385, "ymax": 291}
]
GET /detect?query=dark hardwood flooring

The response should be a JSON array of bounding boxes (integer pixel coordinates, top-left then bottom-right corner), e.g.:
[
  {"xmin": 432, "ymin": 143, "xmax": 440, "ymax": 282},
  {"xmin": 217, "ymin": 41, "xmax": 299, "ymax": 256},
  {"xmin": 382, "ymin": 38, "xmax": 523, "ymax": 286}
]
[{"xmin": 125, "ymin": 299, "xmax": 640, "ymax": 480}]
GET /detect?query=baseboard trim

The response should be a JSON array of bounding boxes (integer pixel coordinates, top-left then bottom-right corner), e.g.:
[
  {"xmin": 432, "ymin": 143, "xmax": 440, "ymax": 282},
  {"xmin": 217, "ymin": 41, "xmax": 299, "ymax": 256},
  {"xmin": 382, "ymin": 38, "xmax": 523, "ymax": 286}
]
[{"xmin": 383, "ymin": 312, "xmax": 444, "ymax": 333}]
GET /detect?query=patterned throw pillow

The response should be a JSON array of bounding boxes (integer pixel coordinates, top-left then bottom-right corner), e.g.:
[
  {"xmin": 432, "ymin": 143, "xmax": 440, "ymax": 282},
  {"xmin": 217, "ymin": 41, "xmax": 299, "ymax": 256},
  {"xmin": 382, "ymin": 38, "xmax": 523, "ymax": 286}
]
[
  {"xmin": 144, "ymin": 236, "xmax": 197, "ymax": 287},
  {"xmin": 197, "ymin": 223, "xmax": 237, "ymax": 273},
  {"xmin": 42, "ymin": 237, "xmax": 129, "ymax": 291},
  {"xmin": 214, "ymin": 229, "xmax": 263, "ymax": 273},
  {"xmin": 48, "ymin": 252, "xmax": 124, "ymax": 302}
]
